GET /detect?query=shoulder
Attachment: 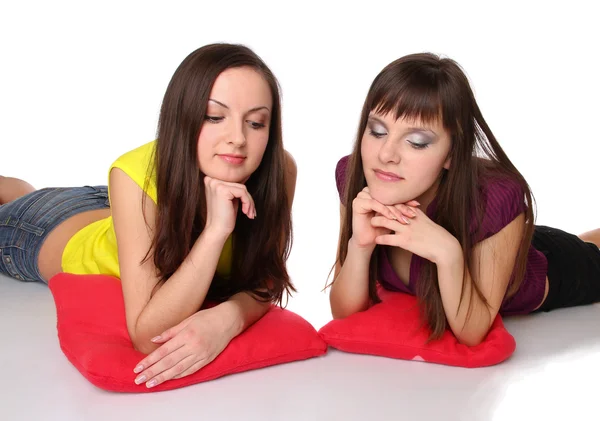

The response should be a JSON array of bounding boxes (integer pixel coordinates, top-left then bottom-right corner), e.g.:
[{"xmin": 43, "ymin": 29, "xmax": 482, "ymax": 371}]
[
  {"xmin": 335, "ymin": 155, "xmax": 351, "ymax": 201},
  {"xmin": 480, "ymin": 172, "xmax": 526, "ymax": 214},
  {"xmin": 474, "ymin": 169, "xmax": 527, "ymax": 242},
  {"xmin": 335, "ymin": 155, "xmax": 350, "ymax": 181},
  {"xmin": 109, "ymin": 140, "xmax": 157, "ymax": 203},
  {"xmin": 284, "ymin": 149, "xmax": 297, "ymax": 179},
  {"xmin": 112, "ymin": 141, "xmax": 156, "ymax": 168},
  {"xmin": 283, "ymin": 149, "xmax": 298, "ymax": 205}
]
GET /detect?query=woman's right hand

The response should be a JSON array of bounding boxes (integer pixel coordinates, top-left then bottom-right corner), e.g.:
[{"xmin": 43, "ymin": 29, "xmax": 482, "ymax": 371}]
[
  {"xmin": 204, "ymin": 176, "xmax": 256, "ymax": 239},
  {"xmin": 351, "ymin": 187, "xmax": 418, "ymax": 250}
]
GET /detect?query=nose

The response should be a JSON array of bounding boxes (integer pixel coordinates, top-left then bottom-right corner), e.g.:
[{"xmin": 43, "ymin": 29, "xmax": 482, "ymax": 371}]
[
  {"xmin": 378, "ymin": 138, "xmax": 400, "ymax": 164},
  {"xmin": 228, "ymin": 119, "xmax": 247, "ymax": 148}
]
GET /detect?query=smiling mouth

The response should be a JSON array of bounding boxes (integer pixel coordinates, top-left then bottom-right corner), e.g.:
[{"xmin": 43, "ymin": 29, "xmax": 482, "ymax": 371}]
[
  {"xmin": 374, "ymin": 169, "xmax": 403, "ymax": 181},
  {"xmin": 218, "ymin": 154, "xmax": 246, "ymax": 165}
]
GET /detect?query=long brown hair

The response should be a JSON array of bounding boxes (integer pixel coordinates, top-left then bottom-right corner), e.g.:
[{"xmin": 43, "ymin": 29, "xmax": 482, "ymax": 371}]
[
  {"xmin": 336, "ymin": 53, "xmax": 535, "ymax": 339},
  {"xmin": 144, "ymin": 43, "xmax": 294, "ymax": 305}
]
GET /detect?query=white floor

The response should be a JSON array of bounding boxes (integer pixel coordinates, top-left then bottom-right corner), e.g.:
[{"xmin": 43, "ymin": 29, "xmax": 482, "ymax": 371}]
[{"xmin": 2, "ymin": 273, "xmax": 599, "ymax": 421}]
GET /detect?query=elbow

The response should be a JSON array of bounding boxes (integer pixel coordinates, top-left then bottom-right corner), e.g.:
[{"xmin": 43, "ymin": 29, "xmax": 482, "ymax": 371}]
[
  {"xmin": 330, "ymin": 296, "xmax": 368, "ymax": 320},
  {"xmin": 330, "ymin": 294, "xmax": 347, "ymax": 320},
  {"xmin": 328, "ymin": 282, "xmax": 370, "ymax": 320},
  {"xmin": 132, "ymin": 338, "xmax": 158, "ymax": 355},
  {"xmin": 331, "ymin": 308, "xmax": 349, "ymax": 320},
  {"xmin": 454, "ymin": 326, "xmax": 488, "ymax": 347},
  {"xmin": 129, "ymin": 321, "xmax": 160, "ymax": 355},
  {"xmin": 452, "ymin": 309, "xmax": 493, "ymax": 347},
  {"xmin": 456, "ymin": 334, "xmax": 485, "ymax": 347}
]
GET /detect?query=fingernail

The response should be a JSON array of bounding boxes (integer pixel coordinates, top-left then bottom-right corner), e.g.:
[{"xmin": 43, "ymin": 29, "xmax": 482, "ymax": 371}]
[
  {"xmin": 402, "ymin": 216, "xmax": 410, "ymax": 224},
  {"xmin": 135, "ymin": 375, "xmax": 147, "ymax": 384},
  {"xmin": 147, "ymin": 379, "xmax": 158, "ymax": 388},
  {"xmin": 133, "ymin": 364, "xmax": 144, "ymax": 374},
  {"xmin": 150, "ymin": 336, "xmax": 161, "ymax": 342},
  {"xmin": 409, "ymin": 209, "xmax": 417, "ymax": 217}
]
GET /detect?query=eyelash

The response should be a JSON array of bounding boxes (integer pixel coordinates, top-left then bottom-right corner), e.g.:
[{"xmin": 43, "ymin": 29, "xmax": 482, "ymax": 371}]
[
  {"xmin": 369, "ymin": 129, "xmax": 386, "ymax": 139},
  {"xmin": 248, "ymin": 121, "xmax": 265, "ymax": 129},
  {"xmin": 205, "ymin": 116, "xmax": 224, "ymax": 123},
  {"xmin": 408, "ymin": 141, "xmax": 429, "ymax": 150},
  {"xmin": 369, "ymin": 130, "xmax": 430, "ymax": 150},
  {"xmin": 204, "ymin": 116, "xmax": 266, "ymax": 130}
]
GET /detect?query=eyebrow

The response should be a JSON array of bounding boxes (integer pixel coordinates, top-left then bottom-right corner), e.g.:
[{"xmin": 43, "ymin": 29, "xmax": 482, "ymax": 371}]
[
  {"xmin": 209, "ymin": 99, "xmax": 270, "ymax": 114},
  {"xmin": 368, "ymin": 115, "xmax": 438, "ymax": 137}
]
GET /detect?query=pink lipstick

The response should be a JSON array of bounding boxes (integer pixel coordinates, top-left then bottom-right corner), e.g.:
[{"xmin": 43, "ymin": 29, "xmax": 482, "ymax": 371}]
[
  {"xmin": 374, "ymin": 169, "xmax": 403, "ymax": 182},
  {"xmin": 218, "ymin": 154, "xmax": 246, "ymax": 165}
]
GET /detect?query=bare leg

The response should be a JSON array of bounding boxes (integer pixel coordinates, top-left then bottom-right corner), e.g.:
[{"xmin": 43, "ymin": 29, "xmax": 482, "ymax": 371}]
[
  {"xmin": 0, "ymin": 176, "xmax": 36, "ymax": 205},
  {"xmin": 578, "ymin": 229, "xmax": 600, "ymax": 249}
]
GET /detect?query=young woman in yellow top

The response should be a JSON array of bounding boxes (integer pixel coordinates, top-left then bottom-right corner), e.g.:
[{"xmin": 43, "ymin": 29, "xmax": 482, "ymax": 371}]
[{"xmin": 0, "ymin": 43, "xmax": 297, "ymax": 388}]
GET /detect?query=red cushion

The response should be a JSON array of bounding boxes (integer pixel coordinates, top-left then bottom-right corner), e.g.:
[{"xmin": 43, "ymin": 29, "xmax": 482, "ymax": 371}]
[
  {"xmin": 49, "ymin": 273, "xmax": 327, "ymax": 392},
  {"xmin": 319, "ymin": 288, "xmax": 516, "ymax": 368}
]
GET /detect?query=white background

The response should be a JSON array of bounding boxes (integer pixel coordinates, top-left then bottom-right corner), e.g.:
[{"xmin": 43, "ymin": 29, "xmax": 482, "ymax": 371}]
[
  {"xmin": 1, "ymin": 2, "xmax": 599, "ymax": 420},
  {"xmin": 1, "ymin": 1, "xmax": 597, "ymax": 331}
]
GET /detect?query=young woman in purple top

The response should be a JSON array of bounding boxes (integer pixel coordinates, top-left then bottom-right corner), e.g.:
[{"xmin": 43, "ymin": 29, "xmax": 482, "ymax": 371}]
[{"xmin": 329, "ymin": 53, "xmax": 600, "ymax": 346}]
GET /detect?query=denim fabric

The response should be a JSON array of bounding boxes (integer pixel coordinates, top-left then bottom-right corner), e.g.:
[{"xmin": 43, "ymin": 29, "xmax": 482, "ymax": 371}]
[{"xmin": 0, "ymin": 186, "xmax": 109, "ymax": 283}]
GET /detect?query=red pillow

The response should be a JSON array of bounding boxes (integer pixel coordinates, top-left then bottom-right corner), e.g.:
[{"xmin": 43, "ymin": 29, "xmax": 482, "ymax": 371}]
[
  {"xmin": 319, "ymin": 287, "xmax": 516, "ymax": 368},
  {"xmin": 48, "ymin": 273, "xmax": 327, "ymax": 392}
]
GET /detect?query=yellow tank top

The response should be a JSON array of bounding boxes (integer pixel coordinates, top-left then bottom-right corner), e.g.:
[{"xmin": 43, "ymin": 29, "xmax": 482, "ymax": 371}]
[{"xmin": 61, "ymin": 141, "xmax": 232, "ymax": 278}]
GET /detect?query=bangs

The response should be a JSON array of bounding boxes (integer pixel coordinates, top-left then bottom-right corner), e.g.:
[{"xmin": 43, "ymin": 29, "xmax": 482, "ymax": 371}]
[{"xmin": 369, "ymin": 69, "xmax": 443, "ymax": 127}]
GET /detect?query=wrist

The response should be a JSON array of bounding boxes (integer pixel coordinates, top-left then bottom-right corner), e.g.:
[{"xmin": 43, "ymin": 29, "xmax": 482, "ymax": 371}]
[
  {"xmin": 348, "ymin": 236, "xmax": 376, "ymax": 255},
  {"xmin": 187, "ymin": 229, "xmax": 230, "ymax": 268},
  {"xmin": 201, "ymin": 226, "xmax": 231, "ymax": 246},
  {"xmin": 213, "ymin": 300, "xmax": 243, "ymax": 340},
  {"xmin": 433, "ymin": 236, "xmax": 462, "ymax": 266}
]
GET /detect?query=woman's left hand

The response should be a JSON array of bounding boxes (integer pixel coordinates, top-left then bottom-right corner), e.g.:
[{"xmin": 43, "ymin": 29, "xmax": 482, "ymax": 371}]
[
  {"xmin": 372, "ymin": 205, "xmax": 459, "ymax": 264},
  {"xmin": 132, "ymin": 305, "xmax": 235, "ymax": 388}
]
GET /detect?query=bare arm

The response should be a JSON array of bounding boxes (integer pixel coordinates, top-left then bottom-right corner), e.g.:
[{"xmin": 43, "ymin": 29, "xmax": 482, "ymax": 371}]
[
  {"xmin": 114, "ymin": 149, "xmax": 298, "ymax": 355},
  {"xmin": 328, "ymin": 187, "xmax": 415, "ymax": 319},
  {"xmin": 436, "ymin": 213, "xmax": 525, "ymax": 346},
  {"xmin": 110, "ymin": 168, "xmax": 229, "ymax": 354},
  {"xmin": 329, "ymin": 203, "xmax": 373, "ymax": 318},
  {"xmin": 217, "ymin": 149, "xmax": 299, "ymax": 329}
]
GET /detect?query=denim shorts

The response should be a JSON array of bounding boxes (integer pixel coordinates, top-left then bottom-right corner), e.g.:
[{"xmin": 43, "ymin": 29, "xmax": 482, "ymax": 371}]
[{"xmin": 0, "ymin": 186, "xmax": 110, "ymax": 283}]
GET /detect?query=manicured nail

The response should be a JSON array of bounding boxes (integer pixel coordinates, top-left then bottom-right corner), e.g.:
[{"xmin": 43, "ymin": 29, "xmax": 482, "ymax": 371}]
[
  {"xmin": 135, "ymin": 375, "xmax": 147, "ymax": 384},
  {"xmin": 409, "ymin": 209, "xmax": 417, "ymax": 217},
  {"xmin": 151, "ymin": 336, "xmax": 161, "ymax": 342},
  {"xmin": 147, "ymin": 379, "xmax": 158, "ymax": 388},
  {"xmin": 402, "ymin": 216, "xmax": 410, "ymax": 224},
  {"xmin": 133, "ymin": 364, "xmax": 144, "ymax": 374}
]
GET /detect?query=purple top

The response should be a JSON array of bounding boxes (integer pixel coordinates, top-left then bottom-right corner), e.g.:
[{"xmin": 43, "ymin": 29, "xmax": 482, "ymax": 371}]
[{"xmin": 335, "ymin": 155, "xmax": 547, "ymax": 315}]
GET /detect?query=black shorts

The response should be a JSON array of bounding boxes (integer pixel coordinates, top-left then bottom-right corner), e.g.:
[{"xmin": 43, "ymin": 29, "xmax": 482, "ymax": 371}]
[{"xmin": 533, "ymin": 225, "xmax": 600, "ymax": 312}]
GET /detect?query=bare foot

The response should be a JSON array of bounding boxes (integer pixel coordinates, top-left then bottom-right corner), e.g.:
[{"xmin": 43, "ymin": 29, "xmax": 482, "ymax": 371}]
[
  {"xmin": 579, "ymin": 228, "xmax": 600, "ymax": 249},
  {"xmin": 0, "ymin": 176, "xmax": 36, "ymax": 205}
]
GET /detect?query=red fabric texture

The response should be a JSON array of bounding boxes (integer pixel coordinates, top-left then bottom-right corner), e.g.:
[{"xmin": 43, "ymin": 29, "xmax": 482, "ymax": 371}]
[
  {"xmin": 48, "ymin": 273, "xmax": 327, "ymax": 392},
  {"xmin": 319, "ymin": 288, "xmax": 516, "ymax": 368}
]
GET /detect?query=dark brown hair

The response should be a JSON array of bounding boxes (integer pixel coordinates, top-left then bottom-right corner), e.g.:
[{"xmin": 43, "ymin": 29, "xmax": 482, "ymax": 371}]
[
  {"xmin": 336, "ymin": 53, "xmax": 535, "ymax": 339},
  {"xmin": 144, "ymin": 43, "xmax": 294, "ymax": 305}
]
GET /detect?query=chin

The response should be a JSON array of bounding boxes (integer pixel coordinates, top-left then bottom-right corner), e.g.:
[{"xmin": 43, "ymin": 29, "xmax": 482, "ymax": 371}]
[
  {"xmin": 368, "ymin": 186, "xmax": 412, "ymax": 206},
  {"xmin": 201, "ymin": 166, "xmax": 247, "ymax": 184},
  {"xmin": 220, "ymin": 173, "xmax": 249, "ymax": 184}
]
